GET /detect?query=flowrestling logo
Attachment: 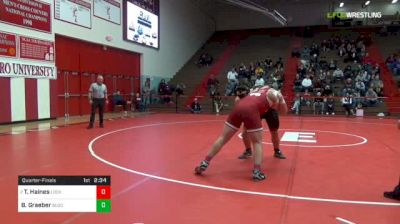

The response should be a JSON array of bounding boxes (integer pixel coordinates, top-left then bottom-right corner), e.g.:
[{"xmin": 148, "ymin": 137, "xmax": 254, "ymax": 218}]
[{"xmin": 327, "ymin": 12, "xmax": 382, "ymax": 19}]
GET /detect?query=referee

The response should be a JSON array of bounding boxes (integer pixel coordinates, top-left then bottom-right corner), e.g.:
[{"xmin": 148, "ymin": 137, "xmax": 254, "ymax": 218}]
[{"xmin": 87, "ymin": 75, "xmax": 108, "ymax": 129}]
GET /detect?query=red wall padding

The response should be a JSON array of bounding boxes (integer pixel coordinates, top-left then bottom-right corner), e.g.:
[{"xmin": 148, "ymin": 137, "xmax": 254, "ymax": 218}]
[
  {"xmin": 0, "ymin": 78, "xmax": 11, "ymax": 123},
  {"xmin": 55, "ymin": 35, "xmax": 141, "ymax": 77},
  {"xmin": 55, "ymin": 35, "xmax": 141, "ymax": 116}
]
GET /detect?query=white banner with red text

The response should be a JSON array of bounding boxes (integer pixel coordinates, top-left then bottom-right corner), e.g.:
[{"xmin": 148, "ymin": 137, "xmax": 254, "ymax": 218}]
[{"xmin": 0, "ymin": 57, "xmax": 56, "ymax": 80}]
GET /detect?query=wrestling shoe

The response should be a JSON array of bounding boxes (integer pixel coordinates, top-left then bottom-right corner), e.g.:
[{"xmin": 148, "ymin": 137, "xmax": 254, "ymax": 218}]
[
  {"xmin": 238, "ymin": 150, "xmax": 252, "ymax": 159},
  {"xmin": 384, "ymin": 185, "xmax": 400, "ymax": 200},
  {"xmin": 252, "ymin": 170, "xmax": 266, "ymax": 181},
  {"xmin": 274, "ymin": 149, "xmax": 286, "ymax": 159},
  {"xmin": 194, "ymin": 160, "xmax": 209, "ymax": 175}
]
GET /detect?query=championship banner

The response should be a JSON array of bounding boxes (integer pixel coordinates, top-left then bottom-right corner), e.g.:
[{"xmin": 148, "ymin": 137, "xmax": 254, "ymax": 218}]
[
  {"xmin": 0, "ymin": 0, "xmax": 51, "ymax": 33},
  {"xmin": 0, "ymin": 57, "xmax": 56, "ymax": 80},
  {"xmin": 94, "ymin": 0, "xmax": 121, "ymax": 25},
  {"xmin": 20, "ymin": 36, "xmax": 55, "ymax": 62},
  {"xmin": 0, "ymin": 32, "xmax": 17, "ymax": 58},
  {"xmin": 55, "ymin": 0, "xmax": 92, "ymax": 29}
]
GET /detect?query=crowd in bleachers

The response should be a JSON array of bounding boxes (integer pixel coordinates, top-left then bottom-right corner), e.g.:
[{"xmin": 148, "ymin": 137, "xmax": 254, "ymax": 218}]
[
  {"xmin": 140, "ymin": 32, "xmax": 395, "ymax": 115},
  {"xmin": 292, "ymin": 34, "xmax": 383, "ymax": 115},
  {"xmin": 223, "ymin": 57, "xmax": 285, "ymax": 97},
  {"xmin": 386, "ymin": 51, "xmax": 400, "ymax": 76}
]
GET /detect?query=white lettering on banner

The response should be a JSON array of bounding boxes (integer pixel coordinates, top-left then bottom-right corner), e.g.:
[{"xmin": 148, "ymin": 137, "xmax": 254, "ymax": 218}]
[
  {"xmin": 281, "ymin": 132, "xmax": 317, "ymax": 143},
  {"xmin": 0, "ymin": 58, "xmax": 56, "ymax": 80}
]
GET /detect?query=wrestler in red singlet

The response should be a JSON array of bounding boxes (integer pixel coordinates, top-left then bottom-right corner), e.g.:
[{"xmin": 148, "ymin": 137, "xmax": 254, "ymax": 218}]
[{"xmin": 225, "ymin": 86, "xmax": 271, "ymax": 132}]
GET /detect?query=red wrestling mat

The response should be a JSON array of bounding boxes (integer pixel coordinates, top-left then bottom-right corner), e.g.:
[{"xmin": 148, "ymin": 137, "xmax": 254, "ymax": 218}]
[{"xmin": 1, "ymin": 114, "xmax": 399, "ymax": 224}]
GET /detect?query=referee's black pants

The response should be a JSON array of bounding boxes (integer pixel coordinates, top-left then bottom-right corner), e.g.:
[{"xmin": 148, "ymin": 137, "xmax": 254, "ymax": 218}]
[{"xmin": 89, "ymin": 98, "xmax": 105, "ymax": 126}]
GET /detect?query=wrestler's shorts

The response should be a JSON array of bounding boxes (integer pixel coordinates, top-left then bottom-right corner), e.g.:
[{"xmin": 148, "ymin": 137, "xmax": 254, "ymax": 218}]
[
  {"xmin": 225, "ymin": 104, "xmax": 263, "ymax": 133},
  {"xmin": 262, "ymin": 109, "xmax": 279, "ymax": 131}
]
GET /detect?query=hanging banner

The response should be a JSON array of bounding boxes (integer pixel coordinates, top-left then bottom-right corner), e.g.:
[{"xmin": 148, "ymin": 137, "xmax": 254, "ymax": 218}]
[
  {"xmin": 0, "ymin": 57, "xmax": 56, "ymax": 80},
  {"xmin": 55, "ymin": 0, "xmax": 92, "ymax": 29},
  {"xmin": 20, "ymin": 36, "xmax": 55, "ymax": 62},
  {"xmin": 0, "ymin": 32, "xmax": 17, "ymax": 58},
  {"xmin": 94, "ymin": 0, "xmax": 121, "ymax": 25},
  {"xmin": 0, "ymin": 0, "xmax": 51, "ymax": 33}
]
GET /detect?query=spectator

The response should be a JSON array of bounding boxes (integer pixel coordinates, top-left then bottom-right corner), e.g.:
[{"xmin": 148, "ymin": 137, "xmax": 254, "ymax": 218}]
[
  {"xmin": 265, "ymin": 57, "xmax": 273, "ymax": 70},
  {"xmin": 198, "ymin": 53, "xmax": 213, "ymax": 67},
  {"xmin": 142, "ymin": 78, "xmax": 151, "ymax": 107},
  {"xmin": 254, "ymin": 75, "xmax": 265, "ymax": 87},
  {"xmin": 342, "ymin": 86, "xmax": 354, "ymax": 97},
  {"xmin": 225, "ymin": 68, "xmax": 238, "ymax": 96},
  {"xmin": 162, "ymin": 83, "xmax": 173, "ymax": 103},
  {"xmin": 319, "ymin": 57, "xmax": 328, "ymax": 70},
  {"xmin": 272, "ymin": 70, "xmax": 284, "ymax": 89},
  {"xmin": 303, "ymin": 89, "xmax": 312, "ymax": 107},
  {"xmin": 238, "ymin": 63, "xmax": 249, "ymax": 80},
  {"xmin": 227, "ymin": 67, "xmax": 238, "ymax": 84},
  {"xmin": 213, "ymin": 92, "xmax": 224, "ymax": 114},
  {"xmin": 375, "ymin": 87, "xmax": 384, "ymax": 97},
  {"xmin": 361, "ymin": 70, "xmax": 371, "ymax": 86},
  {"xmin": 175, "ymin": 82, "xmax": 186, "ymax": 95},
  {"xmin": 338, "ymin": 45, "xmax": 346, "ymax": 57},
  {"xmin": 325, "ymin": 70, "xmax": 333, "ymax": 84},
  {"xmin": 313, "ymin": 78, "xmax": 323, "ymax": 93},
  {"xmin": 355, "ymin": 71, "xmax": 363, "ymax": 82},
  {"xmin": 365, "ymin": 88, "xmax": 378, "ymax": 107},
  {"xmin": 333, "ymin": 67, "xmax": 344, "ymax": 81},
  {"xmin": 255, "ymin": 65, "xmax": 265, "ymax": 76},
  {"xmin": 301, "ymin": 46, "xmax": 311, "ymax": 60},
  {"xmin": 294, "ymin": 73, "xmax": 302, "ymax": 92},
  {"xmin": 371, "ymin": 64, "xmax": 380, "ymax": 76},
  {"xmin": 275, "ymin": 57, "xmax": 284, "ymax": 70},
  {"xmin": 343, "ymin": 65, "xmax": 353, "ymax": 79},
  {"xmin": 328, "ymin": 59, "xmax": 337, "ymax": 70},
  {"xmin": 322, "ymin": 85, "xmax": 333, "ymax": 96},
  {"xmin": 353, "ymin": 91, "xmax": 364, "ymax": 108},
  {"xmin": 344, "ymin": 78, "xmax": 354, "ymax": 89},
  {"xmin": 342, "ymin": 93, "xmax": 354, "ymax": 116},
  {"xmin": 207, "ymin": 74, "xmax": 220, "ymax": 97},
  {"xmin": 355, "ymin": 80, "xmax": 366, "ymax": 96},
  {"xmin": 291, "ymin": 93, "xmax": 302, "ymax": 115},
  {"xmin": 112, "ymin": 90, "xmax": 127, "ymax": 111},
  {"xmin": 190, "ymin": 98, "xmax": 201, "ymax": 114},
  {"xmin": 392, "ymin": 57, "xmax": 400, "ymax": 76},
  {"xmin": 301, "ymin": 75, "xmax": 313, "ymax": 92},
  {"xmin": 297, "ymin": 63, "xmax": 307, "ymax": 78},
  {"xmin": 318, "ymin": 70, "xmax": 326, "ymax": 81},
  {"xmin": 386, "ymin": 54, "xmax": 395, "ymax": 65},
  {"xmin": 158, "ymin": 79, "xmax": 167, "ymax": 96},
  {"xmin": 313, "ymin": 91, "xmax": 324, "ymax": 115},
  {"xmin": 133, "ymin": 92, "xmax": 144, "ymax": 111},
  {"xmin": 370, "ymin": 75, "xmax": 384, "ymax": 91},
  {"xmin": 321, "ymin": 40, "xmax": 328, "ymax": 52},
  {"xmin": 325, "ymin": 96, "xmax": 335, "ymax": 115},
  {"xmin": 205, "ymin": 54, "xmax": 213, "ymax": 65}
]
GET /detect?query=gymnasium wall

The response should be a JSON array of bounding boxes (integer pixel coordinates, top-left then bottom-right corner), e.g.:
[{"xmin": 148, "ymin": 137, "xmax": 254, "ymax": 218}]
[
  {"xmin": 0, "ymin": 0, "xmax": 215, "ymax": 123},
  {"xmin": 210, "ymin": 1, "xmax": 399, "ymax": 31}
]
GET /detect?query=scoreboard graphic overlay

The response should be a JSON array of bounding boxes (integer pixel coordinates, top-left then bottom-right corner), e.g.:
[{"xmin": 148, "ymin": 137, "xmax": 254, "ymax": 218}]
[{"xmin": 18, "ymin": 176, "xmax": 111, "ymax": 213}]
